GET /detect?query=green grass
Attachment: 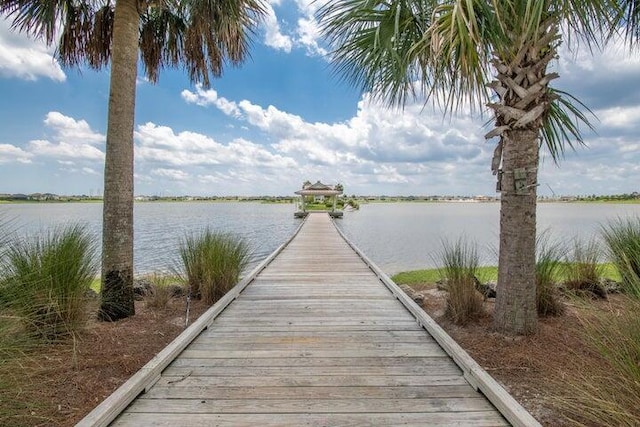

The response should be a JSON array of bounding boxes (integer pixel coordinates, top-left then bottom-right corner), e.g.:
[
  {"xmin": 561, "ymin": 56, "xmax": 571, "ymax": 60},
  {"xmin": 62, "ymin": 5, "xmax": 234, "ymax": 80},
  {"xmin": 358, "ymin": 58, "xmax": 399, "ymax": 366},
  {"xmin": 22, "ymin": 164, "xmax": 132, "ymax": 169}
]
[
  {"xmin": 393, "ymin": 263, "xmax": 620, "ymax": 286},
  {"xmin": 554, "ymin": 297, "xmax": 640, "ymax": 425},
  {"xmin": 178, "ymin": 229, "xmax": 250, "ymax": 305},
  {"xmin": 437, "ymin": 238, "xmax": 484, "ymax": 325},
  {"xmin": 392, "ymin": 266, "xmax": 498, "ymax": 285},
  {"xmin": 0, "ymin": 224, "xmax": 97, "ymax": 341},
  {"xmin": 602, "ymin": 216, "xmax": 640, "ymax": 297}
]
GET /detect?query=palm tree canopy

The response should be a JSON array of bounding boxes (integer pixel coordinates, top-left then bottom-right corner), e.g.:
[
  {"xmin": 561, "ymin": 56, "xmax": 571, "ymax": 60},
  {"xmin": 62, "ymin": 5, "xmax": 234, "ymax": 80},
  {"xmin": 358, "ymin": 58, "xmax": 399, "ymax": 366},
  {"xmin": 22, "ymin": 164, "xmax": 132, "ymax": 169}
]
[
  {"xmin": 0, "ymin": 0, "xmax": 265, "ymax": 87},
  {"xmin": 318, "ymin": 0, "xmax": 625, "ymax": 160}
]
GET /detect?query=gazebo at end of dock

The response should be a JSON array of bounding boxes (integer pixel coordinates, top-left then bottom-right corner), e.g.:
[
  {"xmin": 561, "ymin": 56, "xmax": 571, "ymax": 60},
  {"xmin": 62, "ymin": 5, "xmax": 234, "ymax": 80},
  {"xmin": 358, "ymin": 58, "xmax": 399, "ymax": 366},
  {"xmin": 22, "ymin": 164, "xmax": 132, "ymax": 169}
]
[{"xmin": 294, "ymin": 180, "xmax": 344, "ymax": 218}]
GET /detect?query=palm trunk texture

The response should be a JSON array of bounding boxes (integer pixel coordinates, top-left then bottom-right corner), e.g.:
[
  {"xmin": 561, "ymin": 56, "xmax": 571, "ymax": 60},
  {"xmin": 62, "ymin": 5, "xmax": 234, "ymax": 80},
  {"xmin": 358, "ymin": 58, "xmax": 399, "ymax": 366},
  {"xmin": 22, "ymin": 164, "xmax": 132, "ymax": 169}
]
[
  {"xmin": 494, "ymin": 129, "xmax": 539, "ymax": 335},
  {"xmin": 99, "ymin": 0, "xmax": 139, "ymax": 321},
  {"xmin": 489, "ymin": 25, "xmax": 558, "ymax": 335}
]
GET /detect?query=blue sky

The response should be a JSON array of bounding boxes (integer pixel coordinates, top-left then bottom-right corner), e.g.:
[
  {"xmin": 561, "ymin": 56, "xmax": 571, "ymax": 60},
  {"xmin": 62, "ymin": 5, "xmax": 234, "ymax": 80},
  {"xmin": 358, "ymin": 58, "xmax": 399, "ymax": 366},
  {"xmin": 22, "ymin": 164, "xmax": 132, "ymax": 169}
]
[{"xmin": 1, "ymin": 2, "xmax": 639, "ymax": 197}]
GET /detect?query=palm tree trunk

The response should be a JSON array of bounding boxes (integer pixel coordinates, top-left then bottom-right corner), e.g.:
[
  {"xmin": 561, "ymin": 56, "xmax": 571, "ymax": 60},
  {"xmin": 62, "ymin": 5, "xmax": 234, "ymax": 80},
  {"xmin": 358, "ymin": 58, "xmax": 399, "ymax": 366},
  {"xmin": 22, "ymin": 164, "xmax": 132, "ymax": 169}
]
[
  {"xmin": 99, "ymin": 0, "xmax": 139, "ymax": 321},
  {"xmin": 493, "ymin": 129, "xmax": 539, "ymax": 335}
]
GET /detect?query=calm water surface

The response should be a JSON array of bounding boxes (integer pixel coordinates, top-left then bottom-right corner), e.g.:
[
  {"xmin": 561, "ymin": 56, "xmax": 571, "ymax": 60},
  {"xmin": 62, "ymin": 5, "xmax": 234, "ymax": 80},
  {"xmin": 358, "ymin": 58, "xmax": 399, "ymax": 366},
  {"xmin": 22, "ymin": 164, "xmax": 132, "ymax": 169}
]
[
  {"xmin": 2, "ymin": 202, "xmax": 300, "ymax": 274},
  {"xmin": 3, "ymin": 201, "xmax": 639, "ymax": 275},
  {"xmin": 335, "ymin": 202, "xmax": 640, "ymax": 274}
]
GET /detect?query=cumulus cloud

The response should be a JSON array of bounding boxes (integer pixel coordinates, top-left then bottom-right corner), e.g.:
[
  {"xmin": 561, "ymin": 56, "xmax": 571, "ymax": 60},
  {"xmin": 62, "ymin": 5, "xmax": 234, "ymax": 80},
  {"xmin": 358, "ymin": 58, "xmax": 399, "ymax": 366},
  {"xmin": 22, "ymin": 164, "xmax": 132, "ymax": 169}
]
[
  {"xmin": 0, "ymin": 143, "xmax": 32, "ymax": 163},
  {"xmin": 135, "ymin": 122, "xmax": 297, "ymax": 170},
  {"xmin": 263, "ymin": 2, "xmax": 293, "ymax": 52},
  {"xmin": 0, "ymin": 19, "xmax": 66, "ymax": 81},
  {"xmin": 27, "ymin": 112, "xmax": 105, "ymax": 160}
]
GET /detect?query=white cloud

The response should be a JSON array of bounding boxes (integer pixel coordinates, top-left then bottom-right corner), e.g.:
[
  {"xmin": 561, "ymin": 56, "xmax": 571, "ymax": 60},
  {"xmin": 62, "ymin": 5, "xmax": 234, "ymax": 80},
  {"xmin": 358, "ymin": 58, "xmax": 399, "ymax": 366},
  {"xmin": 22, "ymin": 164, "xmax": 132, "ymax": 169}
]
[
  {"xmin": 151, "ymin": 168, "xmax": 190, "ymax": 181},
  {"xmin": 263, "ymin": 2, "xmax": 293, "ymax": 53},
  {"xmin": 0, "ymin": 19, "xmax": 66, "ymax": 81},
  {"xmin": 26, "ymin": 112, "xmax": 105, "ymax": 161},
  {"xmin": 135, "ymin": 122, "xmax": 297, "ymax": 169},
  {"xmin": 181, "ymin": 86, "xmax": 240, "ymax": 116},
  {"xmin": 0, "ymin": 143, "xmax": 32, "ymax": 163},
  {"xmin": 597, "ymin": 105, "xmax": 640, "ymax": 129}
]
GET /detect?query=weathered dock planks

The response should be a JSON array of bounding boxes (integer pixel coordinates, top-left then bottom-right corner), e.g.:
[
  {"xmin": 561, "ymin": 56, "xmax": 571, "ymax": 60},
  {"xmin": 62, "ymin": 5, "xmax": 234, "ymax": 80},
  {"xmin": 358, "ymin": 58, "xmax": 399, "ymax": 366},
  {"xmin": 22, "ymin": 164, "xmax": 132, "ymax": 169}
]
[{"xmin": 79, "ymin": 212, "xmax": 540, "ymax": 427}]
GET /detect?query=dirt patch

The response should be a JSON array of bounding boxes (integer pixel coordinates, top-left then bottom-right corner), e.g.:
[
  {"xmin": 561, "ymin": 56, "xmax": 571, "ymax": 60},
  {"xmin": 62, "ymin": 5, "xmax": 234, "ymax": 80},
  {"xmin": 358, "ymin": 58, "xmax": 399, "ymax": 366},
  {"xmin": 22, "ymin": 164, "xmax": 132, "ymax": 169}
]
[
  {"xmin": 0, "ymin": 298, "xmax": 207, "ymax": 427},
  {"xmin": 408, "ymin": 283, "xmax": 615, "ymax": 426}
]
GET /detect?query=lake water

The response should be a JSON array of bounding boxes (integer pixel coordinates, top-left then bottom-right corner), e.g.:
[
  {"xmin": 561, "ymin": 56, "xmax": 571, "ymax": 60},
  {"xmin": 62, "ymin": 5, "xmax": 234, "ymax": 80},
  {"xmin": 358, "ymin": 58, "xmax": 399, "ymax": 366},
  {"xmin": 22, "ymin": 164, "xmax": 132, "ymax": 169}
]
[{"xmin": 2, "ymin": 202, "xmax": 639, "ymax": 275}]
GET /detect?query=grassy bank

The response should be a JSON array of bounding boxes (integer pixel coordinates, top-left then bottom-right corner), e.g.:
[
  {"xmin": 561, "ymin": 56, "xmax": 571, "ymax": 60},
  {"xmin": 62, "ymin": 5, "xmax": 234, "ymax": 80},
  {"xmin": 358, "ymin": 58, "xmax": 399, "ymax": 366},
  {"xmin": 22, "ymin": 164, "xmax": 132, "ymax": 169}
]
[{"xmin": 392, "ymin": 263, "xmax": 621, "ymax": 286}]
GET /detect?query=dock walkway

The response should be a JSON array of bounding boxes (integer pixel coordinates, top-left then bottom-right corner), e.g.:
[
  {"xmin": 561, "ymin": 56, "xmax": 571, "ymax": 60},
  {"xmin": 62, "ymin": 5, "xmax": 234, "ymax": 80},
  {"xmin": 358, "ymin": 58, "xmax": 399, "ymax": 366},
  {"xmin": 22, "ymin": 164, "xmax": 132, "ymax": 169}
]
[{"xmin": 80, "ymin": 213, "xmax": 539, "ymax": 426}]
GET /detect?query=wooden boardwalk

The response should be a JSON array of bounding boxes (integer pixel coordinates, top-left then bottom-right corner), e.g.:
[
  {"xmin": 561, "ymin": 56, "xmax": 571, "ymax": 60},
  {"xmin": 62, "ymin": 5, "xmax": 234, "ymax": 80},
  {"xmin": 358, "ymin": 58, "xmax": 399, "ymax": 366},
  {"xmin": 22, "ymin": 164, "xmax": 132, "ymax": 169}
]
[{"xmin": 80, "ymin": 213, "xmax": 540, "ymax": 427}]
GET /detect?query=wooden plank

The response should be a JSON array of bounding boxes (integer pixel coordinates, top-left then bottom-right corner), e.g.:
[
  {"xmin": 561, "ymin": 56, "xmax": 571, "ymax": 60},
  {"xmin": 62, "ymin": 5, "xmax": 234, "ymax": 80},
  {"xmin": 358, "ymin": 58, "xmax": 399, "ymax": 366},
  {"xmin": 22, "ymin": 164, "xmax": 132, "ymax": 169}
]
[
  {"xmin": 333, "ymin": 218, "xmax": 542, "ymax": 427},
  {"xmin": 162, "ymin": 362, "xmax": 461, "ymax": 377},
  {"xmin": 178, "ymin": 347, "xmax": 448, "ymax": 359},
  {"xmin": 145, "ymin": 375, "xmax": 469, "ymax": 388},
  {"xmin": 169, "ymin": 356, "xmax": 457, "ymax": 368},
  {"xmin": 88, "ymin": 212, "xmax": 529, "ymax": 427},
  {"xmin": 124, "ymin": 397, "xmax": 496, "ymax": 414},
  {"xmin": 112, "ymin": 412, "xmax": 509, "ymax": 427},
  {"xmin": 141, "ymin": 385, "xmax": 478, "ymax": 401},
  {"xmin": 75, "ymin": 217, "xmax": 309, "ymax": 427}
]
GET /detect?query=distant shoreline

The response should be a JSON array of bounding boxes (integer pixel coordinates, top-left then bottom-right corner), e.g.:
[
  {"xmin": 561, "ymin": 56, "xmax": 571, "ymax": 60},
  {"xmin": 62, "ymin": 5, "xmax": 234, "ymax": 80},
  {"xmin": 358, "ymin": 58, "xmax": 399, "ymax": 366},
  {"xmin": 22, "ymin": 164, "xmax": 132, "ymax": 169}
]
[{"xmin": 1, "ymin": 198, "xmax": 639, "ymax": 205}]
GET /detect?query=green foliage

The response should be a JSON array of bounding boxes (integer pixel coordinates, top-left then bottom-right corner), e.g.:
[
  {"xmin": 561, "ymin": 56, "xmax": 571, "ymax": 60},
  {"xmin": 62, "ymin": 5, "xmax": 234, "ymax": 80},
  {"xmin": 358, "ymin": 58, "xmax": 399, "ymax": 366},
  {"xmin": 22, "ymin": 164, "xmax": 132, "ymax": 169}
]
[
  {"xmin": 437, "ymin": 238, "xmax": 484, "ymax": 325},
  {"xmin": 555, "ymin": 297, "xmax": 640, "ymax": 425},
  {"xmin": 144, "ymin": 274, "xmax": 174, "ymax": 310},
  {"xmin": 563, "ymin": 238, "xmax": 606, "ymax": 297},
  {"xmin": 535, "ymin": 232, "xmax": 565, "ymax": 316},
  {"xmin": 0, "ymin": 225, "xmax": 97, "ymax": 340},
  {"xmin": 178, "ymin": 229, "xmax": 250, "ymax": 305},
  {"xmin": 602, "ymin": 216, "xmax": 640, "ymax": 297}
]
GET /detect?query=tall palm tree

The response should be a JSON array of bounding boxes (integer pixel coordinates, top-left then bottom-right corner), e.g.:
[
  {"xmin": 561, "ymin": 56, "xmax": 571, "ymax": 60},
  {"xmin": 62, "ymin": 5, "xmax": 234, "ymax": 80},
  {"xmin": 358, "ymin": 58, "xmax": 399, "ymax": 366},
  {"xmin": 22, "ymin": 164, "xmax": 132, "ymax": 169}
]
[
  {"xmin": 1, "ymin": 0, "xmax": 264, "ymax": 321},
  {"xmin": 318, "ymin": 0, "xmax": 624, "ymax": 334}
]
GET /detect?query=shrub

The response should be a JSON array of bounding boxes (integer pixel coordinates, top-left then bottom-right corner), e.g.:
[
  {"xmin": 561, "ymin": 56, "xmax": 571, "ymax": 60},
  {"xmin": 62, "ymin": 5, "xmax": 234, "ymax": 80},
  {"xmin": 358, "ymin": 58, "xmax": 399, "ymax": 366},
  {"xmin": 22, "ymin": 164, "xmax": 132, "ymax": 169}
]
[
  {"xmin": 0, "ymin": 225, "xmax": 97, "ymax": 340},
  {"xmin": 438, "ymin": 238, "xmax": 484, "ymax": 325},
  {"xmin": 554, "ymin": 297, "xmax": 640, "ymax": 425},
  {"xmin": 535, "ymin": 232, "xmax": 565, "ymax": 316},
  {"xmin": 178, "ymin": 230, "xmax": 250, "ymax": 305},
  {"xmin": 564, "ymin": 238, "xmax": 606, "ymax": 298},
  {"xmin": 602, "ymin": 216, "xmax": 640, "ymax": 297},
  {"xmin": 143, "ymin": 274, "xmax": 181, "ymax": 310}
]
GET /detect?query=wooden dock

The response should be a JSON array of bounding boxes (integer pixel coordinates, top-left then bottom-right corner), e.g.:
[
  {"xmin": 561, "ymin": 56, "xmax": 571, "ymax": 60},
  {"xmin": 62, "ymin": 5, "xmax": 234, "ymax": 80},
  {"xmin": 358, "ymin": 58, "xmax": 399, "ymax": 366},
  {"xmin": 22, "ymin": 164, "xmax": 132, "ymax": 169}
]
[{"xmin": 79, "ymin": 213, "xmax": 540, "ymax": 426}]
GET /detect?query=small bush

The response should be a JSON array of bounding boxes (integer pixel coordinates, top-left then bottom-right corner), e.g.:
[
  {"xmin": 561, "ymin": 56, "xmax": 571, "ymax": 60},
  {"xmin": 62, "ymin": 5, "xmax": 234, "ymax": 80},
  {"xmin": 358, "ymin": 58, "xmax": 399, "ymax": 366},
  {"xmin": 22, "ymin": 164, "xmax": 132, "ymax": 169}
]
[
  {"xmin": 0, "ymin": 225, "xmax": 97, "ymax": 340},
  {"xmin": 602, "ymin": 217, "xmax": 640, "ymax": 297},
  {"xmin": 438, "ymin": 238, "xmax": 484, "ymax": 325},
  {"xmin": 554, "ymin": 297, "xmax": 640, "ymax": 425},
  {"xmin": 178, "ymin": 230, "xmax": 250, "ymax": 305},
  {"xmin": 143, "ymin": 274, "xmax": 182, "ymax": 310},
  {"xmin": 563, "ymin": 238, "xmax": 606, "ymax": 298},
  {"xmin": 535, "ymin": 232, "xmax": 565, "ymax": 316}
]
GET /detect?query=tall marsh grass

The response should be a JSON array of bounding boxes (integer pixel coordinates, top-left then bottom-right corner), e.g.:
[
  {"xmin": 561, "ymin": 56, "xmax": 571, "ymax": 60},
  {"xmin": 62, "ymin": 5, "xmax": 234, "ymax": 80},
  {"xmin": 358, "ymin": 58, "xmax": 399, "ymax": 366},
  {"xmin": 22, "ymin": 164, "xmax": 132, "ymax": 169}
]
[
  {"xmin": 535, "ymin": 232, "xmax": 565, "ymax": 316},
  {"xmin": 602, "ymin": 216, "xmax": 640, "ymax": 297},
  {"xmin": 438, "ymin": 238, "xmax": 484, "ymax": 325},
  {"xmin": 179, "ymin": 230, "xmax": 250, "ymax": 305},
  {"xmin": 555, "ymin": 297, "xmax": 640, "ymax": 425},
  {"xmin": 0, "ymin": 225, "xmax": 97, "ymax": 340},
  {"xmin": 564, "ymin": 238, "xmax": 605, "ymax": 297}
]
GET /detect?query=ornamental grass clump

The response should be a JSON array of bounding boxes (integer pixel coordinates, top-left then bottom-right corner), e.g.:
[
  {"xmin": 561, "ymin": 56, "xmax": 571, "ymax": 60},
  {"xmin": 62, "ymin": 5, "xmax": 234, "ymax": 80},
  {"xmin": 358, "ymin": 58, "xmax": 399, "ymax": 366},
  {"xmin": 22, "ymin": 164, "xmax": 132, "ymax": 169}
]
[
  {"xmin": 0, "ymin": 225, "xmax": 97, "ymax": 340},
  {"xmin": 535, "ymin": 232, "xmax": 565, "ymax": 316},
  {"xmin": 602, "ymin": 216, "xmax": 640, "ymax": 297},
  {"xmin": 564, "ymin": 238, "xmax": 606, "ymax": 298},
  {"xmin": 554, "ymin": 297, "xmax": 640, "ymax": 425},
  {"xmin": 179, "ymin": 230, "xmax": 250, "ymax": 305},
  {"xmin": 438, "ymin": 238, "xmax": 484, "ymax": 325}
]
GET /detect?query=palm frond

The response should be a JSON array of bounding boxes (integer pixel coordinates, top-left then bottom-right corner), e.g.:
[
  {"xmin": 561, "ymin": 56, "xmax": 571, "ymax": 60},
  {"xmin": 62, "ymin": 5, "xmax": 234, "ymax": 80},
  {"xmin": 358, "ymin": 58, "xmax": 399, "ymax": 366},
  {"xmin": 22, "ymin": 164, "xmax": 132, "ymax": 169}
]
[
  {"xmin": 422, "ymin": 0, "xmax": 494, "ymax": 112},
  {"xmin": 614, "ymin": 0, "xmax": 640, "ymax": 45},
  {"xmin": 179, "ymin": 0, "xmax": 265, "ymax": 87},
  {"xmin": 0, "ymin": 0, "xmax": 69, "ymax": 44},
  {"xmin": 541, "ymin": 88, "xmax": 596, "ymax": 163},
  {"xmin": 318, "ymin": 0, "xmax": 430, "ymax": 108}
]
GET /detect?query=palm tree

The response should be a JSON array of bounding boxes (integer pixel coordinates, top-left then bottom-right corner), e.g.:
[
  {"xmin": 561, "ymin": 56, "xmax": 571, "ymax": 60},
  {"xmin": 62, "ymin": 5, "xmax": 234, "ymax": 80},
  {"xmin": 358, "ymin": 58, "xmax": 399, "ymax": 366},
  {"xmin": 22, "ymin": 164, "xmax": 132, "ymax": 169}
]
[
  {"xmin": 1, "ymin": 0, "xmax": 264, "ymax": 321},
  {"xmin": 317, "ymin": 0, "xmax": 625, "ymax": 334}
]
